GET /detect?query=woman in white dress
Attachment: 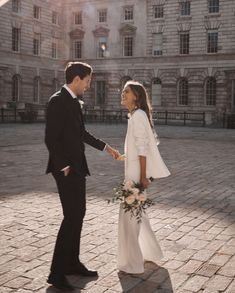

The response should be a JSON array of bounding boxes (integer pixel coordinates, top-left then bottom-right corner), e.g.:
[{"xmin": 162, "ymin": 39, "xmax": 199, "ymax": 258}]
[{"xmin": 118, "ymin": 80, "xmax": 170, "ymax": 274}]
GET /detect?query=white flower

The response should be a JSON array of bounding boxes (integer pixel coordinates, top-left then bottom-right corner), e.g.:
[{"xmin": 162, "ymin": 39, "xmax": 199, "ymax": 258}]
[
  {"xmin": 108, "ymin": 180, "xmax": 153, "ymax": 223},
  {"xmin": 123, "ymin": 180, "xmax": 134, "ymax": 190},
  {"xmin": 78, "ymin": 99, "xmax": 84, "ymax": 109},
  {"xmin": 125, "ymin": 194, "xmax": 135, "ymax": 205},
  {"xmin": 132, "ymin": 188, "xmax": 139, "ymax": 197}
]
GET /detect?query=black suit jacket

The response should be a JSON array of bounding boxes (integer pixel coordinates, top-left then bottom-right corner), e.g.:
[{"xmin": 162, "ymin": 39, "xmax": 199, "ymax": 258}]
[{"xmin": 45, "ymin": 87, "xmax": 106, "ymax": 176}]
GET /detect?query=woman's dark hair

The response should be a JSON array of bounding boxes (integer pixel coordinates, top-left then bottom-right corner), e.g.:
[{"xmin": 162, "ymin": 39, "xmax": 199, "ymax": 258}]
[
  {"xmin": 125, "ymin": 80, "xmax": 154, "ymax": 129},
  {"xmin": 65, "ymin": 61, "xmax": 93, "ymax": 84}
]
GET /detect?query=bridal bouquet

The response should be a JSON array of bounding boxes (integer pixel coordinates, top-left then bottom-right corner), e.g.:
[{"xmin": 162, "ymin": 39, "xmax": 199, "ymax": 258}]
[{"xmin": 108, "ymin": 180, "xmax": 154, "ymax": 223}]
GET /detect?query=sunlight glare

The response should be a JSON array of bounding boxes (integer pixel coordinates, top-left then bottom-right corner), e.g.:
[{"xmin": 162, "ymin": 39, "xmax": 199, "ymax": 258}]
[{"xmin": 0, "ymin": 0, "xmax": 10, "ymax": 7}]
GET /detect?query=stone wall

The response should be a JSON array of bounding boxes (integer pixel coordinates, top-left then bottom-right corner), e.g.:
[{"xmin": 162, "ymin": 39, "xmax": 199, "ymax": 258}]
[{"xmin": 0, "ymin": 0, "xmax": 235, "ymax": 124}]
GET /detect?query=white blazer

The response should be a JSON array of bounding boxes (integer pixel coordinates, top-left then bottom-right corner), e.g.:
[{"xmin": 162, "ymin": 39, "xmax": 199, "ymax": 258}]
[{"xmin": 124, "ymin": 109, "xmax": 170, "ymax": 181}]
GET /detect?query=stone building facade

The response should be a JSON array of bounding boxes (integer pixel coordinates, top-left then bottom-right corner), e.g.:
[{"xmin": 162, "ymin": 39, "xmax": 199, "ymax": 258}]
[
  {"xmin": 0, "ymin": 0, "xmax": 64, "ymax": 108},
  {"xmin": 0, "ymin": 0, "xmax": 235, "ymax": 124}
]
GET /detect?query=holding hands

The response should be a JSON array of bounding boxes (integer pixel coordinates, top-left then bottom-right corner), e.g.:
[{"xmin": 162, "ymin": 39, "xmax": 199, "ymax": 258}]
[{"xmin": 105, "ymin": 144, "xmax": 121, "ymax": 159}]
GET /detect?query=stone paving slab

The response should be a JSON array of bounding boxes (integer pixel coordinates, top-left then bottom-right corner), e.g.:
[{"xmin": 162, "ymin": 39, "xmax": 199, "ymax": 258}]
[{"xmin": 0, "ymin": 123, "xmax": 235, "ymax": 293}]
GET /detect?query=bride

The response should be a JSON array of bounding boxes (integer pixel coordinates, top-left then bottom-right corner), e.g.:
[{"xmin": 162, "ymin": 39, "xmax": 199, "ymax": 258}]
[{"xmin": 118, "ymin": 80, "xmax": 170, "ymax": 274}]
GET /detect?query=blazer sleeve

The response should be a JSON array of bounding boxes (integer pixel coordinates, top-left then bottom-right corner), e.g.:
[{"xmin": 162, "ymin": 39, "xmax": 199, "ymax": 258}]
[
  {"xmin": 45, "ymin": 97, "xmax": 70, "ymax": 170},
  {"xmin": 83, "ymin": 129, "xmax": 106, "ymax": 151},
  {"xmin": 132, "ymin": 111, "xmax": 149, "ymax": 156}
]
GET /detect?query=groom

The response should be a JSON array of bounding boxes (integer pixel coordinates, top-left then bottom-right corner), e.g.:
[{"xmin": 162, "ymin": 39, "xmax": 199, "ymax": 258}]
[{"xmin": 45, "ymin": 61, "xmax": 120, "ymax": 290}]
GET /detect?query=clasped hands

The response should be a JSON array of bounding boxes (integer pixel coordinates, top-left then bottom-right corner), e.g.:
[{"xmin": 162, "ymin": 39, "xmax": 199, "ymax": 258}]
[{"xmin": 105, "ymin": 144, "xmax": 124, "ymax": 160}]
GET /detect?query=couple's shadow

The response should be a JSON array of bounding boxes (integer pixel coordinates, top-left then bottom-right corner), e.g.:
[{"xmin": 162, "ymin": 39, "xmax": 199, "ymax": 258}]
[
  {"xmin": 118, "ymin": 262, "xmax": 174, "ymax": 293},
  {"xmin": 46, "ymin": 275, "xmax": 98, "ymax": 293},
  {"xmin": 45, "ymin": 263, "xmax": 173, "ymax": 293}
]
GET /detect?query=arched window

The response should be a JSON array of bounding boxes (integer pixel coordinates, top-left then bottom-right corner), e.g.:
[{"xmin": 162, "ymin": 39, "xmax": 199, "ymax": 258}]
[
  {"xmin": 12, "ymin": 74, "xmax": 21, "ymax": 101},
  {"xmin": 205, "ymin": 77, "xmax": 216, "ymax": 105},
  {"xmin": 151, "ymin": 78, "xmax": 162, "ymax": 106},
  {"xmin": 33, "ymin": 76, "xmax": 41, "ymax": 103},
  {"xmin": 178, "ymin": 78, "xmax": 188, "ymax": 105}
]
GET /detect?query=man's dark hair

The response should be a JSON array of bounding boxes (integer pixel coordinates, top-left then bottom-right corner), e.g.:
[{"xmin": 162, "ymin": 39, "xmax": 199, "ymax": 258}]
[{"xmin": 65, "ymin": 61, "xmax": 93, "ymax": 84}]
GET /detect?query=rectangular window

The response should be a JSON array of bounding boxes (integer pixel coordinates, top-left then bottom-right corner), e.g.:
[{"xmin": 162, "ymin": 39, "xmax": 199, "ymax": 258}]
[
  {"xmin": 206, "ymin": 78, "xmax": 216, "ymax": 105},
  {"xmin": 152, "ymin": 33, "xmax": 163, "ymax": 56},
  {"xmin": 124, "ymin": 6, "xmax": 133, "ymax": 21},
  {"xmin": 96, "ymin": 81, "xmax": 106, "ymax": 106},
  {"xmin": 179, "ymin": 79, "xmax": 188, "ymax": 105},
  {"xmin": 52, "ymin": 42, "xmax": 57, "ymax": 58},
  {"xmin": 52, "ymin": 11, "xmax": 58, "ymax": 24},
  {"xmin": 12, "ymin": 0, "xmax": 20, "ymax": 13},
  {"xmin": 97, "ymin": 40, "xmax": 107, "ymax": 58},
  {"xmin": 33, "ymin": 33, "xmax": 40, "ymax": 55},
  {"xmin": 74, "ymin": 41, "xmax": 82, "ymax": 58},
  {"xmin": 153, "ymin": 5, "xmax": 164, "ymax": 18},
  {"xmin": 207, "ymin": 31, "xmax": 218, "ymax": 53},
  {"xmin": 98, "ymin": 9, "xmax": 107, "ymax": 23},
  {"xmin": 180, "ymin": 32, "xmax": 189, "ymax": 54},
  {"xmin": 12, "ymin": 27, "xmax": 20, "ymax": 52},
  {"xmin": 180, "ymin": 1, "xmax": 190, "ymax": 16},
  {"xmin": 124, "ymin": 36, "xmax": 133, "ymax": 56},
  {"xmin": 208, "ymin": 0, "xmax": 219, "ymax": 13},
  {"xmin": 233, "ymin": 80, "xmax": 235, "ymax": 108},
  {"xmin": 74, "ymin": 12, "xmax": 82, "ymax": 24},
  {"xmin": 33, "ymin": 5, "xmax": 41, "ymax": 19}
]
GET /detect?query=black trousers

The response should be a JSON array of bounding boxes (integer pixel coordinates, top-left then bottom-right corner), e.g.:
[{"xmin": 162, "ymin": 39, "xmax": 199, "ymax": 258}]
[{"xmin": 51, "ymin": 170, "xmax": 86, "ymax": 274}]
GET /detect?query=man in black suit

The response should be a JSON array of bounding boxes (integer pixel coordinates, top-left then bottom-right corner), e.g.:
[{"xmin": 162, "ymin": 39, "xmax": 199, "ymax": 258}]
[{"xmin": 45, "ymin": 61, "xmax": 120, "ymax": 290}]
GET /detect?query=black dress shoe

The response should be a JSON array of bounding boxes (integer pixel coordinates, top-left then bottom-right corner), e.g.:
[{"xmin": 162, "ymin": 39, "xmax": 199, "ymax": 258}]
[
  {"xmin": 47, "ymin": 273, "xmax": 74, "ymax": 290},
  {"xmin": 66, "ymin": 263, "xmax": 98, "ymax": 277}
]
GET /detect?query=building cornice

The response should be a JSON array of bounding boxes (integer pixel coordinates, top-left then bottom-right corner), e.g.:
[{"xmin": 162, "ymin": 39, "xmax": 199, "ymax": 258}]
[
  {"xmin": 69, "ymin": 28, "xmax": 85, "ymax": 39},
  {"xmin": 119, "ymin": 23, "xmax": 137, "ymax": 35},
  {"xmin": 92, "ymin": 26, "xmax": 110, "ymax": 37}
]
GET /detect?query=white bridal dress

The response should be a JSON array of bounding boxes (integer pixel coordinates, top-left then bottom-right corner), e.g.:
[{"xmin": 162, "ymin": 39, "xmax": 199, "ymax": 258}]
[{"xmin": 117, "ymin": 109, "xmax": 170, "ymax": 274}]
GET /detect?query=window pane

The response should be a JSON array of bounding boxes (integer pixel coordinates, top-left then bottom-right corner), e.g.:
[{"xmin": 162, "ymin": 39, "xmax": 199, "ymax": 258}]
[
  {"xmin": 12, "ymin": 75, "xmax": 19, "ymax": 101},
  {"xmin": 33, "ymin": 34, "xmax": 40, "ymax": 55},
  {"xmin": 124, "ymin": 7, "xmax": 133, "ymax": 20},
  {"xmin": 98, "ymin": 42, "xmax": 107, "ymax": 58},
  {"xmin": 74, "ymin": 12, "xmax": 82, "ymax": 24},
  {"xmin": 52, "ymin": 11, "xmax": 58, "ymax": 24},
  {"xmin": 180, "ymin": 1, "xmax": 190, "ymax": 16},
  {"xmin": 152, "ymin": 78, "xmax": 162, "ymax": 106},
  {"xmin": 96, "ymin": 81, "xmax": 105, "ymax": 105},
  {"xmin": 152, "ymin": 33, "xmax": 163, "ymax": 56},
  {"xmin": 124, "ymin": 37, "xmax": 133, "ymax": 56},
  {"xmin": 179, "ymin": 79, "xmax": 188, "ymax": 105},
  {"xmin": 12, "ymin": 27, "xmax": 20, "ymax": 51},
  {"xmin": 34, "ymin": 77, "xmax": 40, "ymax": 102},
  {"xmin": 206, "ymin": 78, "xmax": 216, "ymax": 105},
  {"xmin": 34, "ymin": 6, "xmax": 40, "ymax": 19},
  {"xmin": 12, "ymin": 0, "xmax": 20, "ymax": 13},
  {"xmin": 208, "ymin": 0, "xmax": 219, "ymax": 13},
  {"xmin": 98, "ymin": 10, "xmax": 107, "ymax": 22},
  {"xmin": 52, "ymin": 42, "xmax": 57, "ymax": 58},
  {"xmin": 154, "ymin": 5, "xmax": 164, "ymax": 18},
  {"xmin": 207, "ymin": 31, "xmax": 218, "ymax": 53},
  {"xmin": 180, "ymin": 33, "xmax": 189, "ymax": 54},
  {"xmin": 74, "ymin": 41, "xmax": 82, "ymax": 58}
]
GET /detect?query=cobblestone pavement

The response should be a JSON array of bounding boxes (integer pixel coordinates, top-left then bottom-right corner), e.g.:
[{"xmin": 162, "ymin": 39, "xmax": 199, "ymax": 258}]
[{"xmin": 0, "ymin": 123, "xmax": 235, "ymax": 293}]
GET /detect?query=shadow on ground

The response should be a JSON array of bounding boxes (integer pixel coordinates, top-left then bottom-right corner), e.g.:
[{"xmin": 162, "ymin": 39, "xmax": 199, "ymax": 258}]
[
  {"xmin": 118, "ymin": 263, "xmax": 174, "ymax": 293},
  {"xmin": 46, "ymin": 275, "xmax": 98, "ymax": 292}
]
